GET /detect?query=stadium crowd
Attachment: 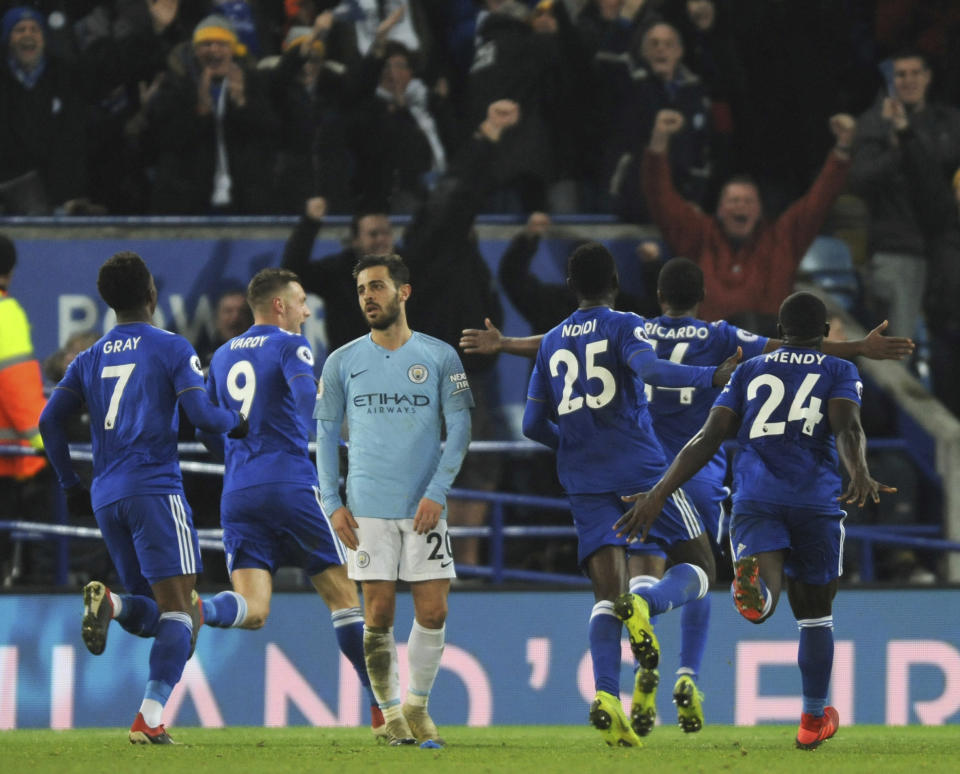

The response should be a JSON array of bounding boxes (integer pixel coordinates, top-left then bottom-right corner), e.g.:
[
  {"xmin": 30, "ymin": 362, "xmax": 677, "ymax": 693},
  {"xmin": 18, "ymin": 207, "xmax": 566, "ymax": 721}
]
[{"xmin": 2, "ymin": 0, "xmax": 959, "ymax": 589}]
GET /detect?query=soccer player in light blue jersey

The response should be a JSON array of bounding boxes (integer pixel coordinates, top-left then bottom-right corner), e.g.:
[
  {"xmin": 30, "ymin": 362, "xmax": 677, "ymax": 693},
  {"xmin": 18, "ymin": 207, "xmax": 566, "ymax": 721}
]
[
  {"xmin": 38, "ymin": 252, "xmax": 248, "ymax": 744},
  {"xmin": 197, "ymin": 268, "xmax": 382, "ymax": 736},
  {"xmin": 315, "ymin": 254, "xmax": 472, "ymax": 747},
  {"xmin": 521, "ymin": 242, "xmax": 740, "ymax": 747},
  {"xmin": 615, "ymin": 291, "xmax": 896, "ymax": 751}
]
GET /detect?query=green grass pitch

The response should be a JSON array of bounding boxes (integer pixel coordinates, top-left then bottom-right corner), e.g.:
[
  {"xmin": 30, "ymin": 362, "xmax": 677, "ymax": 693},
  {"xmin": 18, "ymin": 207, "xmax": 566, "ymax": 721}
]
[{"xmin": 2, "ymin": 725, "xmax": 958, "ymax": 774}]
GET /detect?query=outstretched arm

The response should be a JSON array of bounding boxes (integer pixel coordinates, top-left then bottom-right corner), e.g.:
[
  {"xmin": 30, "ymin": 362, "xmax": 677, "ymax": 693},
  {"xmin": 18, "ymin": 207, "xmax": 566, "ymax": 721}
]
[
  {"xmin": 829, "ymin": 398, "xmax": 896, "ymax": 506},
  {"xmin": 614, "ymin": 406, "xmax": 740, "ymax": 542},
  {"xmin": 460, "ymin": 318, "xmax": 543, "ymax": 358},
  {"xmin": 762, "ymin": 320, "xmax": 914, "ymax": 360}
]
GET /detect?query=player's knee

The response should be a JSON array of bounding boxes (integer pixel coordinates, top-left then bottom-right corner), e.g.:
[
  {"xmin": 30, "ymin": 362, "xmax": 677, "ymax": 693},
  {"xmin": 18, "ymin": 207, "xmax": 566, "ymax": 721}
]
[
  {"xmin": 414, "ymin": 603, "xmax": 448, "ymax": 629},
  {"xmin": 242, "ymin": 603, "xmax": 270, "ymax": 629}
]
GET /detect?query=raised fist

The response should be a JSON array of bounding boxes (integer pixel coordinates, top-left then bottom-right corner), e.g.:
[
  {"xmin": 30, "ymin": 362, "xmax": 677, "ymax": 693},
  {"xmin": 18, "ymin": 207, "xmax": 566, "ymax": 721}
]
[
  {"xmin": 829, "ymin": 113, "xmax": 856, "ymax": 146},
  {"xmin": 654, "ymin": 109, "xmax": 685, "ymax": 136}
]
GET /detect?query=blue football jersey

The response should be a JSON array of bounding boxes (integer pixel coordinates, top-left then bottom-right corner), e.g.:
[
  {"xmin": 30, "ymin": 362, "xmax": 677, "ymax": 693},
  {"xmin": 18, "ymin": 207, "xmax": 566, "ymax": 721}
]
[
  {"xmin": 527, "ymin": 307, "xmax": 668, "ymax": 494},
  {"xmin": 56, "ymin": 322, "xmax": 206, "ymax": 510},
  {"xmin": 314, "ymin": 332, "xmax": 474, "ymax": 520},
  {"xmin": 208, "ymin": 324, "xmax": 318, "ymax": 493},
  {"xmin": 643, "ymin": 316, "xmax": 767, "ymax": 454},
  {"xmin": 714, "ymin": 346, "xmax": 863, "ymax": 511}
]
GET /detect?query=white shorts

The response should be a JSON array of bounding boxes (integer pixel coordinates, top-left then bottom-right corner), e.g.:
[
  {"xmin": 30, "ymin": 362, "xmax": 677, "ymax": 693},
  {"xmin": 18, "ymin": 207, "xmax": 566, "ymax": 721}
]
[{"xmin": 348, "ymin": 517, "xmax": 457, "ymax": 582}]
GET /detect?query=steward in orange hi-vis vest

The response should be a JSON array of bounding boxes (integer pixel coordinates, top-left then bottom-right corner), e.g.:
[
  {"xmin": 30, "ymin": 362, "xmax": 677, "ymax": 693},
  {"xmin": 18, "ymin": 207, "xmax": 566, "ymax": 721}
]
[{"xmin": 0, "ymin": 238, "xmax": 46, "ymax": 480}]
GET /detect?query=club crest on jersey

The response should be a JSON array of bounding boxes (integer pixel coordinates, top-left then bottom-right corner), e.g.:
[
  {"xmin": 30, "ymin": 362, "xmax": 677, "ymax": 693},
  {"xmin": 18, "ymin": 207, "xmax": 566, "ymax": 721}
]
[
  {"xmin": 408, "ymin": 364, "xmax": 429, "ymax": 384},
  {"xmin": 297, "ymin": 345, "xmax": 314, "ymax": 366},
  {"xmin": 356, "ymin": 550, "xmax": 371, "ymax": 569},
  {"xmin": 190, "ymin": 355, "xmax": 203, "ymax": 376}
]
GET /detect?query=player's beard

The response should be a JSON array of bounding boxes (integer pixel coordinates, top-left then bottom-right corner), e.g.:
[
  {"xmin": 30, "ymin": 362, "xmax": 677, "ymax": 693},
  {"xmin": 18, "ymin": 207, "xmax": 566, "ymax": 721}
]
[{"xmin": 366, "ymin": 292, "xmax": 401, "ymax": 330}]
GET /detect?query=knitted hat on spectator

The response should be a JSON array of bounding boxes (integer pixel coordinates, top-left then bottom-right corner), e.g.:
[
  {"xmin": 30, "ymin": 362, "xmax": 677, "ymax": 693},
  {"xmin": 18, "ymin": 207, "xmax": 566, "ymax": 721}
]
[
  {"xmin": 282, "ymin": 25, "xmax": 324, "ymax": 56},
  {"xmin": 2, "ymin": 6, "xmax": 45, "ymax": 46},
  {"xmin": 193, "ymin": 14, "xmax": 247, "ymax": 56}
]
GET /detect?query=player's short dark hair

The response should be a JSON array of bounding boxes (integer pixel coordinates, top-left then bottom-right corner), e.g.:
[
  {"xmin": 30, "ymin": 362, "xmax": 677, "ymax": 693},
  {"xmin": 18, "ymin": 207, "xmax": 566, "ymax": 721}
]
[
  {"xmin": 353, "ymin": 254, "xmax": 410, "ymax": 287},
  {"xmin": 567, "ymin": 242, "xmax": 618, "ymax": 298},
  {"xmin": 97, "ymin": 251, "xmax": 153, "ymax": 312},
  {"xmin": 657, "ymin": 257, "xmax": 704, "ymax": 309},
  {"xmin": 0, "ymin": 234, "xmax": 16, "ymax": 275},
  {"xmin": 778, "ymin": 291, "xmax": 827, "ymax": 339},
  {"xmin": 247, "ymin": 268, "xmax": 300, "ymax": 310}
]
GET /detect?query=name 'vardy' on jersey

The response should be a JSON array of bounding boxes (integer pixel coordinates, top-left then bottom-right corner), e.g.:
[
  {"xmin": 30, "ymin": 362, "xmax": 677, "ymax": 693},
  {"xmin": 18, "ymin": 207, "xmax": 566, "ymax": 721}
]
[{"xmin": 714, "ymin": 346, "xmax": 863, "ymax": 511}]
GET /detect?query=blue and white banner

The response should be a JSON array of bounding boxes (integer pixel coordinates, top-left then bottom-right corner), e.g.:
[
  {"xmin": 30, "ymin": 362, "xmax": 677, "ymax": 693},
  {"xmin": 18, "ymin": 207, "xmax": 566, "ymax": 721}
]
[{"xmin": 1, "ymin": 590, "xmax": 958, "ymax": 729}]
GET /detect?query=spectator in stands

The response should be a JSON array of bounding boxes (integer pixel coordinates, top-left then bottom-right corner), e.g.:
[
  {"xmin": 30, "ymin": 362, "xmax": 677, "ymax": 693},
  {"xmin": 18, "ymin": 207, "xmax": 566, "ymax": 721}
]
[
  {"xmin": 848, "ymin": 50, "xmax": 960, "ymax": 339},
  {"xmin": 267, "ymin": 13, "xmax": 358, "ymax": 214},
  {"xmin": 663, "ymin": 0, "xmax": 746, "ymax": 202},
  {"xmin": 0, "ymin": 234, "xmax": 49, "ymax": 585},
  {"xmin": 641, "ymin": 108, "xmax": 855, "ymax": 336},
  {"xmin": 342, "ymin": 0, "xmax": 438, "ymax": 79},
  {"xmin": 467, "ymin": 1, "xmax": 560, "ymax": 211},
  {"xmin": 352, "ymin": 41, "xmax": 454, "ymax": 214},
  {"xmin": 0, "ymin": 6, "xmax": 88, "ymax": 214},
  {"xmin": 43, "ymin": 330, "xmax": 100, "ymax": 385},
  {"xmin": 496, "ymin": 212, "xmax": 661, "ymax": 337},
  {"xmin": 195, "ymin": 287, "xmax": 254, "ymax": 369},
  {"xmin": 75, "ymin": 0, "xmax": 188, "ymax": 215},
  {"xmin": 143, "ymin": 14, "xmax": 280, "ymax": 214},
  {"xmin": 608, "ymin": 21, "xmax": 712, "ymax": 222}
]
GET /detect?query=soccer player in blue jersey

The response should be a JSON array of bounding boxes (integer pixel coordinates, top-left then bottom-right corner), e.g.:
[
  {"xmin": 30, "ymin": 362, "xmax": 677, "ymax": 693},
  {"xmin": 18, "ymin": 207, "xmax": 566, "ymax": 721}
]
[
  {"xmin": 522, "ymin": 242, "xmax": 740, "ymax": 747},
  {"xmin": 628, "ymin": 257, "xmax": 913, "ymax": 734},
  {"xmin": 197, "ymin": 268, "xmax": 382, "ymax": 736},
  {"xmin": 38, "ymin": 252, "xmax": 248, "ymax": 744},
  {"xmin": 615, "ymin": 291, "xmax": 895, "ymax": 750},
  {"xmin": 465, "ymin": 256, "xmax": 912, "ymax": 737},
  {"xmin": 314, "ymin": 254, "xmax": 472, "ymax": 747}
]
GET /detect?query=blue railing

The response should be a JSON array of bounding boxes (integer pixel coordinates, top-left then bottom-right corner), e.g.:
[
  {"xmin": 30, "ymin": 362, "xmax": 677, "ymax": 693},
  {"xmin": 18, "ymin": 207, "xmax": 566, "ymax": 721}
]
[{"xmin": 2, "ymin": 440, "xmax": 956, "ymax": 588}]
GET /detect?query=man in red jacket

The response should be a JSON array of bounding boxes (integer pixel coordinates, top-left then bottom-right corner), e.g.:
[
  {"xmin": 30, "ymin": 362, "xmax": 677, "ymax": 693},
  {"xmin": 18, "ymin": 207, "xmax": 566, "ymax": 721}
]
[{"xmin": 641, "ymin": 108, "xmax": 856, "ymax": 334}]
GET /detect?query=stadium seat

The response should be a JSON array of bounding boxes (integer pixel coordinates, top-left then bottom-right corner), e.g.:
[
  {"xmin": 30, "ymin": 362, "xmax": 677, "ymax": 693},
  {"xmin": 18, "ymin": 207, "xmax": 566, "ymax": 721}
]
[{"xmin": 797, "ymin": 236, "xmax": 859, "ymax": 310}]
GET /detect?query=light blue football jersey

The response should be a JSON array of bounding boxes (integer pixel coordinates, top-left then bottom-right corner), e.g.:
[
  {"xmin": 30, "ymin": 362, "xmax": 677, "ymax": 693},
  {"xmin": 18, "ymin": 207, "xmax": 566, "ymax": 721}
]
[
  {"xmin": 643, "ymin": 316, "xmax": 768, "ymax": 454},
  {"xmin": 56, "ymin": 322, "xmax": 205, "ymax": 510},
  {"xmin": 714, "ymin": 346, "xmax": 863, "ymax": 511},
  {"xmin": 526, "ymin": 306, "xmax": 669, "ymax": 494},
  {"xmin": 314, "ymin": 332, "xmax": 474, "ymax": 519},
  {"xmin": 208, "ymin": 324, "xmax": 318, "ymax": 494}
]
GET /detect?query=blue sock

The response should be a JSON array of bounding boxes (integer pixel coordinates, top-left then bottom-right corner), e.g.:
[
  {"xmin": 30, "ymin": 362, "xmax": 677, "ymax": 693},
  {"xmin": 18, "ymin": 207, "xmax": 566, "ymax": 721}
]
[
  {"xmin": 588, "ymin": 601, "xmax": 621, "ymax": 695},
  {"xmin": 678, "ymin": 593, "xmax": 711, "ymax": 680},
  {"xmin": 147, "ymin": 612, "xmax": 192, "ymax": 697},
  {"xmin": 629, "ymin": 574, "xmax": 661, "ymax": 627},
  {"xmin": 202, "ymin": 591, "xmax": 247, "ymax": 628},
  {"xmin": 639, "ymin": 563, "xmax": 708, "ymax": 617},
  {"xmin": 798, "ymin": 617, "xmax": 834, "ymax": 716},
  {"xmin": 117, "ymin": 594, "xmax": 160, "ymax": 638},
  {"xmin": 332, "ymin": 607, "xmax": 376, "ymax": 708}
]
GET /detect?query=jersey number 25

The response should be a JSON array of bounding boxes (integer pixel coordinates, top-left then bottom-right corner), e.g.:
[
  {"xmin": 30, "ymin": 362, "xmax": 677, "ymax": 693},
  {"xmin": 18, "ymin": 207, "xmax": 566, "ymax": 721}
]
[{"xmin": 549, "ymin": 340, "xmax": 616, "ymax": 415}]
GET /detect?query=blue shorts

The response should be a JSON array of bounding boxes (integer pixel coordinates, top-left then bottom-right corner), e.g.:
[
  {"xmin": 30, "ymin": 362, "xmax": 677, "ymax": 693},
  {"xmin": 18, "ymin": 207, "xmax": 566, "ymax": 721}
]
[
  {"xmin": 682, "ymin": 467, "xmax": 731, "ymax": 546},
  {"xmin": 221, "ymin": 484, "xmax": 347, "ymax": 577},
  {"xmin": 569, "ymin": 485, "xmax": 704, "ymax": 567},
  {"xmin": 95, "ymin": 493, "xmax": 202, "ymax": 594},
  {"xmin": 730, "ymin": 500, "xmax": 847, "ymax": 585}
]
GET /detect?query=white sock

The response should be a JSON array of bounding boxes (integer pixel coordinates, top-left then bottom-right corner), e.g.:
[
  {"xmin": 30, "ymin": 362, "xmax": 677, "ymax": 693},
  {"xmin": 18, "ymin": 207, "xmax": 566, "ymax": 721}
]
[
  {"xmin": 110, "ymin": 592, "xmax": 123, "ymax": 618},
  {"xmin": 629, "ymin": 575, "xmax": 659, "ymax": 595},
  {"xmin": 139, "ymin": 698, "xmax": 163, "ymax": 728},
  {"xmin": 406, "ymin": 619, "xmax": 445, "ymax": 703},
  {"xmin": 363, "ymin": 625, "xmax": 400, "ymax": 709}
]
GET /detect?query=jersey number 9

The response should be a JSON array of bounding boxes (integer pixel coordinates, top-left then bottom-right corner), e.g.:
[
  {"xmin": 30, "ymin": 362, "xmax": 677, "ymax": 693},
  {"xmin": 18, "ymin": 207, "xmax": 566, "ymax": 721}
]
[{"xmin": 227, "ymin": 360, "xmax": 257, "ymax": 417}]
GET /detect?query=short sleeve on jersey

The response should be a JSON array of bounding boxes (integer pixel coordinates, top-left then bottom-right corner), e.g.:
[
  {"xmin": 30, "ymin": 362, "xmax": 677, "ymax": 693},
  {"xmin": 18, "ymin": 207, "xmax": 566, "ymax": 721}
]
[
  {"xmin": 713, "ymin": 362, "xmax": 745, "ymax": 415},
  {"xmin": 169, "ymin": 336, "xmax": 206, "ymax": 395},
  {"xmin": 829, "ymin": 358, "xmax": 863, "ymax": 405},
  {"xmin": 313, "ymin": 350, "xmax": 345, "ymax": 421},
  {"xmin": 280, "ymin": 335, "xmax": 317, "ymax": 384}
]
